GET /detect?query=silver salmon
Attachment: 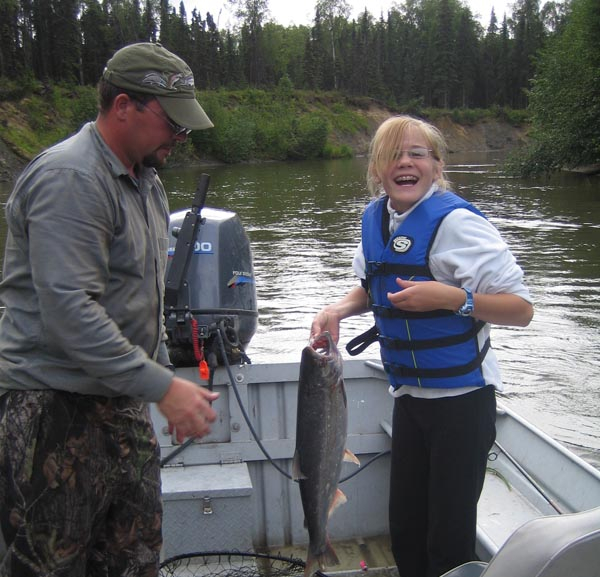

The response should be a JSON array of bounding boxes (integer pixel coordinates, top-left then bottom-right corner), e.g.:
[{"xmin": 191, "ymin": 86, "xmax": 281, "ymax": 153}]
[{"xmin": 292, "ymin": 332, "xmax": 360, "ymax": 577}]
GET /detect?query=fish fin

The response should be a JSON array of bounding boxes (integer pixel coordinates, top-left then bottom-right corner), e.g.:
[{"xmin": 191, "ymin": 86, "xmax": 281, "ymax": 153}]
[
  {"xmin": 292, "ymin": 449, "xmax": 307, "ymax": 480},
  {"xmin": 328, "ymin": 488, "xmax": 347, "ymax": 517},
  {"xmin": 343, "ymin": 449, "xmax": 360, "ymax": 466}
]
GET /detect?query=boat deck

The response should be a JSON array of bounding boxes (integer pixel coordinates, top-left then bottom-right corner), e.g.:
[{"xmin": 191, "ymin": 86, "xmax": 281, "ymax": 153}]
[
  {"xmin": 257, "ymin": 461, "xmax": 548, "ymax": 575},
  {"xmin": 263, "ymin": 535, "xmax": 397, "ymax": 576},
  {"xmin": 478, "ymin": 468, "xmax": 543, "ymax": 552},
  {"xmin": 157, "ymin": 361, "xmax": 600, "ymax": 574}
]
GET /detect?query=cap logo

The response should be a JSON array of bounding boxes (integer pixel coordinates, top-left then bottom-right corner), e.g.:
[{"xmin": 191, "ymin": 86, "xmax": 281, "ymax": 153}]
[{"xmin": 141, "ymin": 72, "xmax": 195, "ymax": 91}]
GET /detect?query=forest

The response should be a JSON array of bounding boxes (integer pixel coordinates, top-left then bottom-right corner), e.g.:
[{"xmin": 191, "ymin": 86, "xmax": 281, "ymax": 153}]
[
  {"xmin": 0, "ymin": 0, "xmax": 598, "ymax": 175},
  {"xmin": 0, "ymin": 0, "xmax": 568, "ymax": 109}
]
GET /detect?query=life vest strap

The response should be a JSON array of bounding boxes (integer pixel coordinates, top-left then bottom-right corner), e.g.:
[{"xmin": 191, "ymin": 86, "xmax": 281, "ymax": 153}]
[
  {"xmin": 366, "ymin": 261, "xmax": 430, "ymax": 277},
  {"xmin": 384, "ymin": 338, "xmax": 491, "ymax": 379},
  {"xmin": 372, "ymin": 304, "xmax": 454, "ymax": 319},
  {"xmin": 380, "ymin": 320, "xmax": 486, "ymax": 351},
  {"xmin": 346, "ymin": 324, "xmax": 380, "ymax": 356}
]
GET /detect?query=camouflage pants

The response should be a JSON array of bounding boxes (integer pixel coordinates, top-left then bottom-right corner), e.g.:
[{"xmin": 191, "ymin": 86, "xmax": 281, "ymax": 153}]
[{"xmin": 0, "ymin": 390, "xmax": 162, "ymax": 577}]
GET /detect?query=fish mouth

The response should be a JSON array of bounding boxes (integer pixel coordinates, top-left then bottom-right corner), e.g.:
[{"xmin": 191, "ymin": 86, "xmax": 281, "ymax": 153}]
[{"xmin": 310, "ymin": 331, "xmax": 334, "ymax": 355}]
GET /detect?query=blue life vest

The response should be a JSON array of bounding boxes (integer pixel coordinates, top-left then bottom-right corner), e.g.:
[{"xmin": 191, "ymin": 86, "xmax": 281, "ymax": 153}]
[{"xmin": 361, "ymin": 191, "xmax": 490, "ymax": 389}]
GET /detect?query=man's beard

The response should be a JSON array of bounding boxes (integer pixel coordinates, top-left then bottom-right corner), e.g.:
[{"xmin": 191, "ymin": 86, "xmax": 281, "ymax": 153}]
[{"xmin": 142, "ymin": 151, "xmax": 167, "ymax": 169}]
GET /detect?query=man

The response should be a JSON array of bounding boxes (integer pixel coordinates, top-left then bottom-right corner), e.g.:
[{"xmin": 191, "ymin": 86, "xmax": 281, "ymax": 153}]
[{"xmin": 0, "ymin": 43, "xmax": 218, "ymax": 576}]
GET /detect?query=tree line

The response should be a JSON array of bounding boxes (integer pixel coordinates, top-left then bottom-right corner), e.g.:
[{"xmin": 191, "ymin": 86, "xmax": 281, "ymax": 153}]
[{"xmin": 0, "ymin": 0, "xmax": 569, "ymax": 110}]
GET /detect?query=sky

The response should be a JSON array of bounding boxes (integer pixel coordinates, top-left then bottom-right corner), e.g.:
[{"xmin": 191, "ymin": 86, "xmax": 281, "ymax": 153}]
[{"xmin": 182, "ymin": 0, "xmax": 514, "ymax": 28}]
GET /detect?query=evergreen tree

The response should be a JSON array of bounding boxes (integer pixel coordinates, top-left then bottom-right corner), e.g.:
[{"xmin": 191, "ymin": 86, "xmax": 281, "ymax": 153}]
[
  {"xmin": 222, "ymin": 29, "xmax": 244, "ymax": 87},
  {"xmin": 315, "ymin": 0, "xmax": 350, "ymax": 90},
  {"xmin": 0, "ymin": 0, "xmax": 570, "ymax": 117},
  {"xmin": 304, "ymin": 7, "xmax": 326, "ymax": 89},
  {"xmin": 510, "ymin": 0, "xmax": 546, "ymax": 108},
  {"xmin": 234, "ymin": 0, "xmax": 269, "ymax": 86},
  {"xmin": 0, "ymin": 0, "xmax": 21, "ymax": 77},
  {"xmin": 455, "ymin": 6, "xmax": 480, "ymax": 108},
  {"xmin": 432, "ymin": 0, "xmax": 456, "ymax": 108},
  {"xmin": 351, "ymin": 10, "xmax": 374, "ymax": 95},
  {"xmin": 206, "ymin": 12, "xmax": 224, "ymax": 88},
  {"xmin": 170, "ymin": 1, "xmax": 192, "ymax": 67},
  {"xmin": 498, "ymin": 15, "xmax": 512, "ymax": 107},
  {"xmin": 80, "ymin": 0, "xmax": 111, "ymax": 85},
  {"xmin": 31, "ymin": 0, "xmax": 53, "ymax": 80},
  {"xmin": 142, "ymin": 0, "xmax": 158, "ymax": 41},
  {"xmin": 482, "ymin": 8, "xmax": 500, "ymax": 107}
]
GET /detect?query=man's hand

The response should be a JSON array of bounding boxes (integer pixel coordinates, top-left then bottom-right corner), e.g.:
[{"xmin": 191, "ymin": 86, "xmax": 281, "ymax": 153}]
[{"xmin": 157, "ymin": 376, "xmax": 219, "ymax": 443}]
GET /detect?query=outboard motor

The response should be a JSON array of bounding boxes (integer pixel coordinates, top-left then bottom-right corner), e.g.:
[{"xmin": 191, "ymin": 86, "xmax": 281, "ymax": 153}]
[{"xmin": 164, "ymin": 174, "xmax": 257, "ymax": 375}]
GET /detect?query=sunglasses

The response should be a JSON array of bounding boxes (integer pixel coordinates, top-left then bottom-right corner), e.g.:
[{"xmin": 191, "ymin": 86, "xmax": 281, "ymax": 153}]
[{"xmin": 135, "ymin": 99, "xmax": 192, "ymax": 136}]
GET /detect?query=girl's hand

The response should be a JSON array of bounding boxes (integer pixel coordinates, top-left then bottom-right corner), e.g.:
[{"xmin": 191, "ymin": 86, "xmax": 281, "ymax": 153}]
[
  {"xmin": 387, "ymin": 278, "xmax": 463, "ymax": 312},
  {"xmin": 310, "ymin": 309, "xmax": 341, "ymax": 344}
]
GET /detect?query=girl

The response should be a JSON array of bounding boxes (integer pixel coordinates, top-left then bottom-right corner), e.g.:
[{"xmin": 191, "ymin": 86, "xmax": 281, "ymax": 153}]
[{"xmin": 311, "ymin": 115, "xmax": 533, "ymax": 577}]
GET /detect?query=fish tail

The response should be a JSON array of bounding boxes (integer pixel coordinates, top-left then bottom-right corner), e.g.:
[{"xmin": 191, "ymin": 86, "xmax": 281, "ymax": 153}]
[
  {"xmin": 303, "ymin": 552, "xmax": 317, "ymax": 577},
  {"xmin": 304, "ymin": 540, "xmax": 340, "ymax": 577},
  {"xmin": 320, "ymin": 539, "xmax": 341, "ymax": 567}
]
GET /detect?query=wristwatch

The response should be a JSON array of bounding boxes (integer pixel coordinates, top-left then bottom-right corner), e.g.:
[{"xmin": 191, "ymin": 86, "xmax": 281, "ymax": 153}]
[{"xmin": 455, "ymin": 287, "xmax": 474, "ymax": 316}]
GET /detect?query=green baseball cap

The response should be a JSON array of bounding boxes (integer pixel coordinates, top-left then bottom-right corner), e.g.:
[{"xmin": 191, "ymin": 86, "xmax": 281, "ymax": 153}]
[{"xmin": 102, "ymin": 42, "xmax": 213, "ymax": 130}]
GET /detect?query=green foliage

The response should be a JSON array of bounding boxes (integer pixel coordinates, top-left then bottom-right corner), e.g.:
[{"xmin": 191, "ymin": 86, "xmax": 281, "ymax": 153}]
[
  {"xmin": 0, "ymin": 82, "xmax": 532, "ymax": 168},
  {"xmin": 0, "ymin": 73, "xmax": 42, "ymax": 101},
  {"xmin": 511, "ymin": 0, "xmax": 600, "ymax": 176},
  {"xmin": 276, "ymin": 74, "xmax": 294, "ymax": 100},
  {"xmin": 504, "ymin": 141, "xmax": 561, "ymax": 178},
  {"xmin": 449, "ymin": 108, "xmax": 489, "ymax": 126},
  {"xmin": 254, "ymin": 116, "xmax": 295, "ymax": 160},
  {"xmin": 322, "ymin": 142, "xmax": 354, "ymax": 159},
  {"xmin": 21, "ymin": 98, "xmax": 51, "ymax": 132},
  {"xmin": 490, "ymin": 105, "xmax": 530, "ymax": 126},
  {"xmin": 0, "ymin": 84, "xmax": 97, "ymax": 158},
  {"xmin": 213, "ymin": 109, "xmax": 257, "ymax": 163},
  {"xmin": 188, "ymin": 88, "xmax": 362, "ymax": 163},
  {"xmin": 288, "ymin": 114, "xmax": 329, "ymax": 159},
  {"xmin": 0, "ymin": 0, "xmax": 565, "ymax": 114},
  {"xmin": 56, "ymin": 86, "xmax": 99, "ymax": 130},
  {"xmin": 71, "ymin": 92, "xmax": 100, "ymax": 129},
  {"xmin": 1, "ymin": 92, "xmax": 69, "ymax": 156},
  {"xmin": 327, "ymin": 102, "xmax": 369, "ymax": 134},
  {"xmin": 397, "ymin": 99, "xmax": 426, "ymax": 118}
]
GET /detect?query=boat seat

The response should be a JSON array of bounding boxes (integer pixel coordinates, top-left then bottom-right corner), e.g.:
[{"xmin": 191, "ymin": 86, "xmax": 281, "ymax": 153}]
[{"xmin": 440, "ymin": 506, "xmax": 600, "ymax": 577}]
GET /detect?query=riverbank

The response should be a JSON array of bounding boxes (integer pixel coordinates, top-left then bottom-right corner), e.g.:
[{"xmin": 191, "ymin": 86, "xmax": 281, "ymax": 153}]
[
  {"xmin": 0, "ymin": 98, "xmax": 529, "ymax": 184},
  {"xmin": 328, "ymin": 104, "xmax": 529, "ymax": 157}
]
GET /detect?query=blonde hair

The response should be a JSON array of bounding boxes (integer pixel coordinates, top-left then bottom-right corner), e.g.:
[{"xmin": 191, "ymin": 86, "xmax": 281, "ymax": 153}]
[{"xmin": 367, "ymin": 115, "xmax": 450, "ymax": 196}]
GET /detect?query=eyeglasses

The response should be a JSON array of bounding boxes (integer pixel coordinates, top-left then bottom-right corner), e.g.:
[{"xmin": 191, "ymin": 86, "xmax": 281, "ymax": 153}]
[
  {"xmin": 393, "ymin": 147, "xmax": 435, "ymax": 160},
  {"xmin": 135, "ymin": 99, "xmax": 191, "ymax": 136}
]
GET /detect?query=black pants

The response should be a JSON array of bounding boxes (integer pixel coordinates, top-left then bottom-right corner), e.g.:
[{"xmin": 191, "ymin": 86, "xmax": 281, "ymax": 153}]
[{"xmin": 389, "ymin": 386, "xmax": 496, "ymax": 577}]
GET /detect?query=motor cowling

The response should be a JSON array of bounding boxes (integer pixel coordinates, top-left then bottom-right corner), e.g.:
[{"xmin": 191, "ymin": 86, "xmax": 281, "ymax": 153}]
[{"xmin": 164, "ymin": 206, "xmax": 257, "ymax": 368}]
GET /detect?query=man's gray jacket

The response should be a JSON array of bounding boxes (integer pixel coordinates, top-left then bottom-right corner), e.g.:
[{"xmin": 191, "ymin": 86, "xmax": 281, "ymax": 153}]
[{"xmin": 0, "ymin": 122, "xmax": 174, "ymax": 402}]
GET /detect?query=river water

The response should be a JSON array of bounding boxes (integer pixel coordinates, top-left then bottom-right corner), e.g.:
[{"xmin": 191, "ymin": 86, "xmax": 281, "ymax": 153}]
[{"xmin": 1, "ymin": 152, "xmax": 599, "ymax": 468}]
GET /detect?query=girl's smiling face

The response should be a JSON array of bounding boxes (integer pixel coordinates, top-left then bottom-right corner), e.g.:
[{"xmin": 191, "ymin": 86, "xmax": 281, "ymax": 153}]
[{"xmin": 368, "ymin": 117, "xmax": 446, "ymax": 213}]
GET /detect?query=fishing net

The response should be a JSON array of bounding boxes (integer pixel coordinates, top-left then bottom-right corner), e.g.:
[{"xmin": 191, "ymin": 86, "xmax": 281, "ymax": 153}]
[{"xmin": 159, "ymin": 551, "xmax": 312, "ymax": 577}]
